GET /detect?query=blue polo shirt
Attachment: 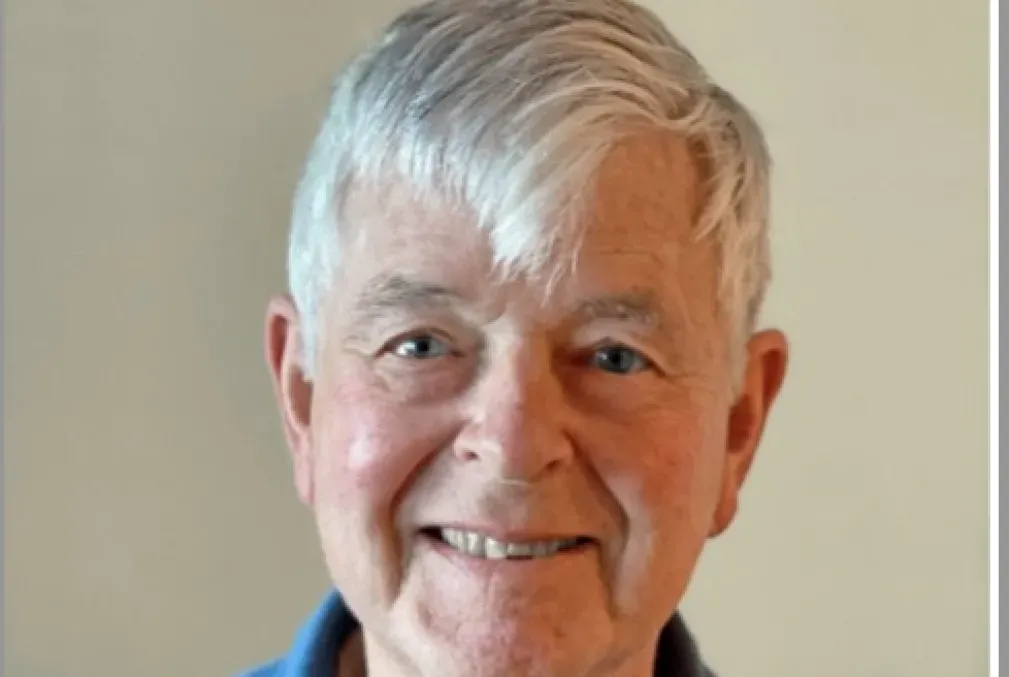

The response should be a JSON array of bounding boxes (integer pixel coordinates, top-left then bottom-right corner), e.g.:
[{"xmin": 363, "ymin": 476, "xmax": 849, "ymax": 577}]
[{"xmin": 238, "ymin": 590, "xmax": 716, "ymax": 677}]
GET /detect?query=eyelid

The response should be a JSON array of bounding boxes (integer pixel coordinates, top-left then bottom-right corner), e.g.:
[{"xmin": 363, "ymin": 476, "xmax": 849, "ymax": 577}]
[
  {"xmin": 378, "ymin": 326, "xmax": 475, "ymax": 361},
  {"xmin": 587, "ymin": 338, "xmax": 647, "ymax": 355},
  {"xmin": 585, "ymin": 339, "xmax": 663, "ymax": 373},
  {"xmin": 381, "ymin": 328, "xmax": 448, "ymax": 350}
]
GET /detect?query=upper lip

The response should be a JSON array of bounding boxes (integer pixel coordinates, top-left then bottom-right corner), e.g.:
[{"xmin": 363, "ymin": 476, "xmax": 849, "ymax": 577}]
[{"xmin": 421, "ymin": 524, "xmax": 596, "ymax": 543}]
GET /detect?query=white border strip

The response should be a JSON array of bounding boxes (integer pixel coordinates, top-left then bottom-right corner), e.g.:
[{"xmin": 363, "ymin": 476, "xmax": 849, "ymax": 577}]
[{"xmin": 990, "ymin": 0, "xmax": 999, "ymax": 674}]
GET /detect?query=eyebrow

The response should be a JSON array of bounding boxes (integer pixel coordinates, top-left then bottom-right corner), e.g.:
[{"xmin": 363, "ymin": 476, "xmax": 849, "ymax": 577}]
[
  {"xmin": 352, "ymin": 274, "xmax": 463, "ymax": 320},
  {"xmin": 349, "ymin": 275, "xmax": 667, "ymax": 332},
  {"xmin": 573, "ymin": 292, "xmax": 665, "ymax": 329}
]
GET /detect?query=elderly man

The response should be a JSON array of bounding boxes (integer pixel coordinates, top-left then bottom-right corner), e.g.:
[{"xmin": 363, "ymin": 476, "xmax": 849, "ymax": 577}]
[{"xmin": 248, "ymin": 0, "xmax": 788, "ymax": 676}]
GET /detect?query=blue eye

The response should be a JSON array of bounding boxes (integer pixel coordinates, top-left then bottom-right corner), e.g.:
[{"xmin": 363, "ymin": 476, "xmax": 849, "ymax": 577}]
[
  {"xmin": 593, "ymin": 345, "xmax": 649, "ymax": 374},
  {"xmin": 393, "ymin": 334, "xmax": 452, "ymax": 360}
]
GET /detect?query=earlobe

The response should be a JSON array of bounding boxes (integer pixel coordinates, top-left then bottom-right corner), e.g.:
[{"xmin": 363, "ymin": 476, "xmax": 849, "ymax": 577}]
[
  {"xmin": 709, "ymin": 485, "xmax": 739, "ymax": 538},
  {"xmin": 265, "ymin": 295, "xmax": 316, "ymax": 507},
  {"xmin": 709, "ymin": 329, "xmax": 789, "ymax": 538}
]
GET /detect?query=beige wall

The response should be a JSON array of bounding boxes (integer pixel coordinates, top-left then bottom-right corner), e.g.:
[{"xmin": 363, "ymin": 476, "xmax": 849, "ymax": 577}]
[{"xmin": 4, "ymin": 0, "xmax": 989, "ymax": 675}]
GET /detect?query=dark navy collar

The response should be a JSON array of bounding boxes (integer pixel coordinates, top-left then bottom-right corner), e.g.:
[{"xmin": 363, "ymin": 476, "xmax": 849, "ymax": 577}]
[{"xmin": 275, "ymin": 590, "xmax": 714, "ymax": 677}]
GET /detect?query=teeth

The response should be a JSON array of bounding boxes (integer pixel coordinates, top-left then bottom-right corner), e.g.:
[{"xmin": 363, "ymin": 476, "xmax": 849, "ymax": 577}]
[
  {"xmin": 531, "ymin": 541, "xmax": 555, "ymax": 558},
  {"xmin": 505, "ymin": 542, "xmax": 535, "ymax": 558},
  {"xmin": 466, "ymin": 531, "xmax": 484, "ymax": 557},
  {"xmin": 485, "ymin": 538, "xmax": 507, "ymax": 559},
  {"xmin": 443, "ymin": 528, "xmax": 464, "ymax": 550},
  {"xmin": 438, "ymin": 528, "xmax": 583, "ymax": 560}
]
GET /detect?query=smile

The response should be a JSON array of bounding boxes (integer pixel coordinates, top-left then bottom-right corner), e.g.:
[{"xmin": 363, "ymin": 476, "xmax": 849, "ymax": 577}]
[{"xmin": 424, "ymin": 527, "xmax": 594, "ymax": 560}]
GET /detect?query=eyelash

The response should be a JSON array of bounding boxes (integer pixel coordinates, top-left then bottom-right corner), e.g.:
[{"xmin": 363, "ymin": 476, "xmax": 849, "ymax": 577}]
[
  {"xmin": 383, "ymin": 331, "xmax": 458, "ymax": 359},
  {"xmin": 384, "ymin": 329, "xmax": 655, "ymax": 377},
  {"xmin": 583, "ymin": 342, "xmax": 655, "ymax": 375}
]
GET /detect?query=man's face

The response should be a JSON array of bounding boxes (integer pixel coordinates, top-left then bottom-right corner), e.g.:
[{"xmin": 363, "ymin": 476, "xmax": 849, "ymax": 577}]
[{"xmin": 267, "ymin": 134, "xmax": 787, "ymax": 677}]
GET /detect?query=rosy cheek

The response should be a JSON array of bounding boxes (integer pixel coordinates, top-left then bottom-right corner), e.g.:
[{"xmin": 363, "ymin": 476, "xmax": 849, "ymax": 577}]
[
  {"xmin": 313, "ymin": 384, "xmax": 458, "ymax": 508},
  {"xmin": 312, "ymin": 408, "xmax": 405, "ymax": 499},
  {"xmin": 590, "ymin": 413, "xmax": 713, "ymax": 538}
]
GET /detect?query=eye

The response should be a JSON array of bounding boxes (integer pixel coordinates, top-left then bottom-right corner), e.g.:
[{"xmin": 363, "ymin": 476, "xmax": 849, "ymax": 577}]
[
  {"xmin": 391, "ymin": 333, "xmax": 453, "ymax": 360},
  {"xmin": 592, "ymin": 345, "xmax": 651, "ymax": 375}
]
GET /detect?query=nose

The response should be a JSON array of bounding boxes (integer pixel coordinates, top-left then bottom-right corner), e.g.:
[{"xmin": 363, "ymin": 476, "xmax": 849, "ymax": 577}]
[{"xmin": 453, "ymin": 340, "xmax": 573, "ymax": 483}]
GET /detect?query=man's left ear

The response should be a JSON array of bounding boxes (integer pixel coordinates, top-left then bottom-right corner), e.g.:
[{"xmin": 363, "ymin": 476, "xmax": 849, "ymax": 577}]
[{"xmin": 710, "ymin": 329, "xmax": 789, "ymax": 537}]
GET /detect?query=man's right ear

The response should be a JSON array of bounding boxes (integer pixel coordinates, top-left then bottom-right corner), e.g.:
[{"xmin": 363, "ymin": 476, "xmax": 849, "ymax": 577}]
[{"xmin": 265, "ymin": 295, "xmax": 316, "ymax": 507}]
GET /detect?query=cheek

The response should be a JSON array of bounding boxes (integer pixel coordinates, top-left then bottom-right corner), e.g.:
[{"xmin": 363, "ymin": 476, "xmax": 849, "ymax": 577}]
[
  {"xmin": 595, "ymin": 403, "xmax": 725, "ymax": 513},
  {"xmin": 641, "ymin": 415, "xmax": 728, "ymax": 550},
  {"xmin": 309, "ymin": 373, "xmax": 456, "ymax": 513},
  {"xmin": 589, "ymin": 408, "xmax": 728, "ymax": 618},
  {"xmin": 614, "ymin": 426, "xmax": 711, "ymax": 550},
  {"xmin": 307, "ymin": 371, "xmax": 461, "ymax": 606},
  {"xmin": 653, "ymin": 409, "xmax": 725, "ymax": 496}
]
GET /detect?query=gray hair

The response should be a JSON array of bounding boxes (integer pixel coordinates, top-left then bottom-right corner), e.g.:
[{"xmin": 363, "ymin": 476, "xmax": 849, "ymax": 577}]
[{"xmin": 288, "ymin": 0, "xmax": 772, "ymax": 381}]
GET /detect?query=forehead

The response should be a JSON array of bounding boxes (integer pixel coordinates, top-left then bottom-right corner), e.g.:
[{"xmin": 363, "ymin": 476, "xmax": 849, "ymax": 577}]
[{"xmin": 336, "ymin": 133, "xmax": 717, "ymax": 317}]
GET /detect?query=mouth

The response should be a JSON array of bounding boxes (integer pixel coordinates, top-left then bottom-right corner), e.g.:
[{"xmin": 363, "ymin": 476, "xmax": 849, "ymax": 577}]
[{"xmin": 420, "ymin": 527, "xmax": 595, "ymax": 561}]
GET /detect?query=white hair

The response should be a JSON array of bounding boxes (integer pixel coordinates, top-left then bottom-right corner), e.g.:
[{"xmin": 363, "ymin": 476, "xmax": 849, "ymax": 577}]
[{"xmin": 288, "ymin": 0, "xmax": 772, "ymax": 381}]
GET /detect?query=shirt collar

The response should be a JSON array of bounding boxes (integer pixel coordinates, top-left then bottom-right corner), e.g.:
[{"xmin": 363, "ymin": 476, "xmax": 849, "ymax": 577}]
[{"xmin": 280, "ymin": 590, "xmax": 714, "ymax": 677}]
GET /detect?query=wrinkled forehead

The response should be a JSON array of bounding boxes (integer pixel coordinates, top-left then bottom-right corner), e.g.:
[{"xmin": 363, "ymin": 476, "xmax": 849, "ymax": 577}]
[{"xmin": 335, "ymin": 133, "xmax": 718, "ymax": 318}]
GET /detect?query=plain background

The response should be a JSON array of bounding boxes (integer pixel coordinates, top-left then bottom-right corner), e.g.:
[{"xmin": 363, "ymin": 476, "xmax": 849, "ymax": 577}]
[{"xmin": 4, "ymin": 0, "xmax": 989, "ymax": 675}]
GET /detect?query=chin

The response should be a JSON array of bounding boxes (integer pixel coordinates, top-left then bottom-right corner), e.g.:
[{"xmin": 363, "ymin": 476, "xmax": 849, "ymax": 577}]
[
  {"xmin": 405, "ymin": 618, "xmax": 602, "ymax": 677},
  {"xmin": 421, "ymin": 646, "xmax": 590, "ymax": 677}
]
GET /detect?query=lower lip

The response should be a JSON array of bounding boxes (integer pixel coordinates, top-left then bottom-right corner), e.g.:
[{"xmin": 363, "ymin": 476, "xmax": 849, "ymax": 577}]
[{"xmin": 419, "ymin": 532, "xmax": 595, "ymax": 571}]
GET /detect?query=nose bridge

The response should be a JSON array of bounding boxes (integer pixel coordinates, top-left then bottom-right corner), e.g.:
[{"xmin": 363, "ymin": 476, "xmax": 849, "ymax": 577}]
[{"xmin": 457, "ymin": 337, "xmax": 570, "ymax": 481}]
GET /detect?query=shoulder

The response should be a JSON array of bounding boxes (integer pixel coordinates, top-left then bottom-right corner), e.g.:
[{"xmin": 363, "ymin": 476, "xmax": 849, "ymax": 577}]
[
  {"xmin": 233, "ymin": 657, "xmax": 284, "ymax": 677},
  {"xmin": 230, "ymin": 590, "xmax": 352, "ymax": 677}
]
